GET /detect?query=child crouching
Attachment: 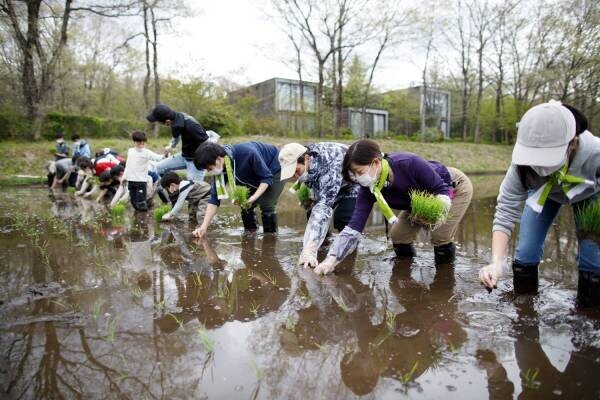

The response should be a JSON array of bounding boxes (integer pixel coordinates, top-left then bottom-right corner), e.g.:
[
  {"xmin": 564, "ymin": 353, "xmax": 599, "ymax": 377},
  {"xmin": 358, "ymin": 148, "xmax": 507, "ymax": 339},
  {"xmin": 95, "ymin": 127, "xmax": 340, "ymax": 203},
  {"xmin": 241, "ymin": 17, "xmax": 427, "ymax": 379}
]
[{"xmin": 160, "ymin": 171, "xmax": 210, "ymax": 223}]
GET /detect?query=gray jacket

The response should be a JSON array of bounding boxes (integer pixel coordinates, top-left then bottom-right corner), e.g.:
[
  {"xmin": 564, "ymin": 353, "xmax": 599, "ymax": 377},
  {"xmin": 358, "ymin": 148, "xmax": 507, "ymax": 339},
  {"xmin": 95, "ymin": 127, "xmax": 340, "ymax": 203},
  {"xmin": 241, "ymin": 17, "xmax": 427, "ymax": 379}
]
[{"xmin": 493, "ymin": 130, "xmax": 600, "ymax": 236}]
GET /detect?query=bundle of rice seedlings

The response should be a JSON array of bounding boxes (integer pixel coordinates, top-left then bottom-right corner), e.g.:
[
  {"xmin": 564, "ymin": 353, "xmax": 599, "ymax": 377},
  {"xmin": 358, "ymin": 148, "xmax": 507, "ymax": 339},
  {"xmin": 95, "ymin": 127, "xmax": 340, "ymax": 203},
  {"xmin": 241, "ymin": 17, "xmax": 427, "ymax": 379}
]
[
  {"xmin": 67, "ymin": 186, "xmax": 76, "ymax": 194},
  {"xmin": 576, "ymin": 199, "xmax": 600, "ymax": 241},
  {"xmin": 111, "ymin": 201, "xmax": 127, "ymax": 218},
  {"xmin": 231, "ymin": 186, "xmax": 250, "ymax": 209},
  {"xmin": 154, "ymin": 204, "xmax": 172, "ymax": 222},
  {"xmin": 409, "ymin": 190, "xmax": 446, "ymax": 227},
  {"xmin": 49, "ymin": 147, "xmax": 56, "ymax": 155},
  {"xmin": 296, "ymin": 184, "xmax": 310, "ymax": 204}
]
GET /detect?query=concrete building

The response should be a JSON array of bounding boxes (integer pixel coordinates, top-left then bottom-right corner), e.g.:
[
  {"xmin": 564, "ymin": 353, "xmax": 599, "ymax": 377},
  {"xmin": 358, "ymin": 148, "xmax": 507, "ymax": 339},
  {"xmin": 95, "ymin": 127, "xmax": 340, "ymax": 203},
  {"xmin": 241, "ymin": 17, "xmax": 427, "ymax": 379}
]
[{"xmin": 229, "ymin": 77, "xmax": 389, "ymax": 136}]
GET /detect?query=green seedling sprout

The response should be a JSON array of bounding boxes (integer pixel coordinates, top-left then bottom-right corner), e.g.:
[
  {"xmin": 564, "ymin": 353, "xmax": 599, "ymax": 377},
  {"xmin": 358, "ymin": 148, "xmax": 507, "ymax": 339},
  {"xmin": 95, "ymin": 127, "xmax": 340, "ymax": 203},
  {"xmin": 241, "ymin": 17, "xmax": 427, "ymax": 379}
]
[
  {"xmin": 111, "ymin": 201, "xmax": 126, "ymax": 218},
  {"xmin": 575, "ymin": 199, "xmax": 600, "ymax": 237},
  {"xmin": 167, "ymin": 313, "xmax": 185, "ymax": 329},
  {"xmin": 385, "ymin": 310, "xmax": 396, "ymax": 333},
  {"xmin": 232, "ymin": 185, "xmax": 250, "ymax": 209},
  {"xmin": 401, "ymin": 361, "xmax": 419, "ymax": 385},
  {"xmin": 197, "ymin": 325, "xmax": 215, "ymax": 353},
  {"xmin": 521, "ymin": 368, "xmax": 540, "ymax": 390},
  {"xmin": 296, "ymin": 184, "xmax": 310, "ymax": 204},
  {"xmin": 154, "ymin": 204, "xmax": 172, "ymax": 222},
  {"xmin": 104, "ymin": 317, "xmax": 118, "ymax": 343},
  {"xmin": 334, "ymin": 296, "xmax": 350, "ymax": 312},
  {"xmin": 249, "ymin": 360, "xmax": 264, "ymax": 382},
  {"xmin": 67, "ymin": 186, "xmax": 76, "ymax": 194},
  {"xmin": 409, "ymin": 190, "xmax": 446, "ymax": 226},
  {"xmin": 249, "ymin": 300, "xmax": 259, "ymax": 316}
]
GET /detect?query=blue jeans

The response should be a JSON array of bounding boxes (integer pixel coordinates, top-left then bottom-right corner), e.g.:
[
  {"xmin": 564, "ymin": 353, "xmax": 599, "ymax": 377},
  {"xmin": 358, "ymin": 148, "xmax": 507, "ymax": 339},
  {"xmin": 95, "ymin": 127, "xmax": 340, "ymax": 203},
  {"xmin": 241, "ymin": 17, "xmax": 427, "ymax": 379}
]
[
  {"xmin": 516, "ymin": 193, "xmax": 600, "ymax": 272},
  {"xmin": 156, "ymin": 153, "xmax": 205, "ymax": 182}
]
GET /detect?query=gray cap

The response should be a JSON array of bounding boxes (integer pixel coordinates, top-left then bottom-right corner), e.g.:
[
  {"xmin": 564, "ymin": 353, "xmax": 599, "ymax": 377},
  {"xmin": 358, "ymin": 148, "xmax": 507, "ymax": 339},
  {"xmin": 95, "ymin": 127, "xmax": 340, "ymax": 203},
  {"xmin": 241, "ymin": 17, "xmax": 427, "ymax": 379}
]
[{"xmin": 512, "ymin": 100, "xmax": 575, "ymax": 167}]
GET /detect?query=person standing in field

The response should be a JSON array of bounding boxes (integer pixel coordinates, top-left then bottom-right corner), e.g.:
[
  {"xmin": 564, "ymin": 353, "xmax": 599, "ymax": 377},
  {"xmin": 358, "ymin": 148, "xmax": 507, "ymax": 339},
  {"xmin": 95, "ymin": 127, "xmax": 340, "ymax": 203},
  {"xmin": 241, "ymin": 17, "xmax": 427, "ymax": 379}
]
[
  {"xmin": 123, "ymin": 131, "xmax": 164, "ymax": 211},
  {"xmin": 191, "ymin": 141, "xmax": 285, "ymax": 237},
  {"xmin": 314, "ymin": 139, "xmax": 473, "ymax": 275},
  {"xmin": 278, "ymin": 142, "xmax": 359, "ymax": 268},
  {"xmin": 479, "ymin": 101, "xmax": 600, "ymax": 307},
  {"xmin": 147, "ymin": 104, "xmax": 209, "ymax": 183}
]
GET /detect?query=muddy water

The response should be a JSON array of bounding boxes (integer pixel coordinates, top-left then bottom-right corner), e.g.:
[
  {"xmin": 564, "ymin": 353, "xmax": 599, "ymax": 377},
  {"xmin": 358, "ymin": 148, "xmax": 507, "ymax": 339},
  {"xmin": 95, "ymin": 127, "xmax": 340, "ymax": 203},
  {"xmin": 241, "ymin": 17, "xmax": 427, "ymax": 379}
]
[{"xmin": 1, "ymin": 180, "xmax": 599, "ymax": 399}]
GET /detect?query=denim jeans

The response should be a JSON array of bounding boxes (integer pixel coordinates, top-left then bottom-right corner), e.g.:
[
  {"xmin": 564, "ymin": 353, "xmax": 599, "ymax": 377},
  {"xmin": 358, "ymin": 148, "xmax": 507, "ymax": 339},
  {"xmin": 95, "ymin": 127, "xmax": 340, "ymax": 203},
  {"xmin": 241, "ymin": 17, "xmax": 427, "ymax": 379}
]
[
  {"xmin": 156, "ymin": 153, "xmax": 205, "ymax": 182},
  {"xmin": 515, "ymin": 192, "xmax": 600, "ymax": 272}
]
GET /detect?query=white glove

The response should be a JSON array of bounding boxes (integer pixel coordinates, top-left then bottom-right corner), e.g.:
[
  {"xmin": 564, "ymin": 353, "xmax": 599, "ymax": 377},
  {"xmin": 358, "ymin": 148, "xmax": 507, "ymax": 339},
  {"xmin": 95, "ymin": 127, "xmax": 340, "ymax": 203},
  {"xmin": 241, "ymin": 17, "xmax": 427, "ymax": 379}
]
[
  {"xmin": 314, "ymin": 256, "xmax": 338, "ymax": 275},
  {"xmin": 161, "ymin": 212, "xmax": 172, "ymax": 221},
  {"xmin": 298, "ymin": 250, "xmax": 318, "ymax": 268}
]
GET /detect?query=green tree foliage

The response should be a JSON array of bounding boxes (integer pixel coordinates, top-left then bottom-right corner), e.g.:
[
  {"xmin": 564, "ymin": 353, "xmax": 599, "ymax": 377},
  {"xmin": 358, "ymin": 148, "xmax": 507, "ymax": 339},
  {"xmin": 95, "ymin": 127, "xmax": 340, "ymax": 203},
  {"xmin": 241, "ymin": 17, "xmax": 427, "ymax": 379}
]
[{"xmin": 343, "ymin": 56, "xmax": 367, "ymax": 107}]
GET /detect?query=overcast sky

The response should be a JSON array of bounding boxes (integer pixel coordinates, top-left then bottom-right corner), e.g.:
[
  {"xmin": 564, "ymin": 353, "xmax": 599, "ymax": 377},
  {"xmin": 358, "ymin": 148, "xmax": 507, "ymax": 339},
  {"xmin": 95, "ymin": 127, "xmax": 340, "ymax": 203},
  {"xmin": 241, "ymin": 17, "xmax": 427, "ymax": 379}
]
[{"xmin": 158, "ymin": 0, "xmax": 424, "ymax": 90}]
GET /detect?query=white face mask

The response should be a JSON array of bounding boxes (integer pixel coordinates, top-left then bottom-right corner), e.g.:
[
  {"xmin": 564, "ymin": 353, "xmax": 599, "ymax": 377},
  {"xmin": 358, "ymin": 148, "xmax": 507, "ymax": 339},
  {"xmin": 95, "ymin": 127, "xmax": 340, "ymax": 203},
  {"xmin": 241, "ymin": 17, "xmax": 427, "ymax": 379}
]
[
  {"xmin": 530, "ymin": 154, "xmax": 567, "ymax": 177},
  {"xmin": 354, "ymin": 163, "xmax": 378, "ymax": 188}
]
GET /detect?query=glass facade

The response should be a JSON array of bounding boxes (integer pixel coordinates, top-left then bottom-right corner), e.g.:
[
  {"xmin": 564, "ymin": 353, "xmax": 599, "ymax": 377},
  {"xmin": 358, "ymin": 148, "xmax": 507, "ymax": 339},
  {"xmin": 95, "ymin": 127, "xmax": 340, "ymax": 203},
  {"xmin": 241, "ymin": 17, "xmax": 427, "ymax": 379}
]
[{"xmin": 276, "ymin": 82, "xmax": 316, "ymax": 112}]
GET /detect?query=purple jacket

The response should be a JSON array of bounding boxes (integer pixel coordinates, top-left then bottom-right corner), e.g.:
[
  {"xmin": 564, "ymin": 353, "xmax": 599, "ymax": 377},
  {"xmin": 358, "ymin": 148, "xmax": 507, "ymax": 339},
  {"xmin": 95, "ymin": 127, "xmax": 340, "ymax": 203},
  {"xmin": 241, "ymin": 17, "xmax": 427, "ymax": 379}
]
[{"xmin": 347, "ymin": 152, "xmax": 452, "ymax": 232}]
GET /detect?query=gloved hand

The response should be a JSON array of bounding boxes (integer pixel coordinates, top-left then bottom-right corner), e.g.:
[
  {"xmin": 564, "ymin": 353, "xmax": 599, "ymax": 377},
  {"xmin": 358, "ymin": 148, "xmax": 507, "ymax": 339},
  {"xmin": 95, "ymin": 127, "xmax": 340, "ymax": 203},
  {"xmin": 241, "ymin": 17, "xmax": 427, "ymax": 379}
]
[
  {"xmin": 298, "ymin": 248, "xmax": 318, "ymax": 268},
  {"xmin": 314, "ymin": 256, "xmax": 338, "ymax": 275},
  {"xmin": 479, "ymin": 259, "xmax": 505, "ymax": 290},
  {"xmin": 161, "ymin": 212, "xmax": 172, "ymax": 221}
]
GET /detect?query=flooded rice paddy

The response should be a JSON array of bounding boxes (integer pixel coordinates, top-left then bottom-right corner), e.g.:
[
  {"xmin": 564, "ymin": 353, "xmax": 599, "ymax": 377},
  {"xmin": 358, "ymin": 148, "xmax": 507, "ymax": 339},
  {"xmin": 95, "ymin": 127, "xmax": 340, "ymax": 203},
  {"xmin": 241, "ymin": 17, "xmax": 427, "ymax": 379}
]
[{"xmin": 1, "ymin": 177, "xmax": 600, "ymax": 399}]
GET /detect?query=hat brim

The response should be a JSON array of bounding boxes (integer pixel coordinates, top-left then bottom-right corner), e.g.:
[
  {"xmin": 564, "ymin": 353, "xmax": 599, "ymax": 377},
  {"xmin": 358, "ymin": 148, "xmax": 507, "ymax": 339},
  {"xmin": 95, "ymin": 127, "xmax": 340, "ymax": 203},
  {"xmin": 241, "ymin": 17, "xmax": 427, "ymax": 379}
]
[
  {"xmin": 146, "ymin": 113, "xmax": 157, "ymax": 123},
  {"xmin": 512, "ymin": 142, "xmax": 568, "ymax": 167},
  {"xmin": 280, "ymin": 162, "xmax": 297, "ymax": 181}
]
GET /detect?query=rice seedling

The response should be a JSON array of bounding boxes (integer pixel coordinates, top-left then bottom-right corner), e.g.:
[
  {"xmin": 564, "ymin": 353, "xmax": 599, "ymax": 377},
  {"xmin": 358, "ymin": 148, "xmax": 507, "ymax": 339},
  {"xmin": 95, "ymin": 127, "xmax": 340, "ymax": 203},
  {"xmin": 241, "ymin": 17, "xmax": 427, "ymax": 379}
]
[
  {"xmin": 154, "ymin": 204, "xmax": 172, "ymax": 222},
  {"xmin": 296, "ymin": 184, "xmax": 310, "ymax": 204},
  {"xmin": 92, "ymin": 299, "xmax": 105, "ymax": 321},
  {"xmin": 231, "ymin": 186, "xmax": 250, "ymax": 209},
  {"xmin": 409, "ymin": 190, "xmax": 446, "ymax": 227},
  {"xmin": 249, "ymin": 300, "xmax": 259, "ymax": 316},
  {"xmin": 285, "ymin": 317, "xmax": 297, "ymax": 332},
  {"xmin": 104, "ymin": 317, "xmax": 118, "ymax": 342},
  {"xmin": 263, "ymin": 271, "xmax": 277, "ymax": 287},
  {"xmin": 385, "ymin": 310, "xmax": 396, "ymax": 333},
  {"xmin": 576, "ymin": 199, "xmax": 600, "ymax": 236},
  {"xmin": 191, "ymin": 271, "xmax": 203, "ymax": 287},
  {"xmin": 249, "ymin": 360, "xmax": 264, "ymax": 382},
  {"xmin": 111, "ymin": 201, "xmax": 127, "ymax": 218},
  {"xmin": 400, "ymin": 361, "xmax": 419, "ymax": 385},
  {"xmin": 154, "ymin": 299, "xmax": 166, "ymax": 311},
  {"xmin": 67, "ymin": 186, "xmax": 76, "ymax": 194},
  {"xmin": 131, "ymin": 286, "xmax": 143, "ymax": 299},
  {"xmin": 521, "ymin": 368, "xmax": 540, "ymax": 390},
  {"xmin": 197, "ymin": 326, "xmax": 215, "ymax": 353},
  {"xmin": 167, "ymin": 313, "xmax": 185, "ymax": 329},
  {"xmin": 333, "ymin": 295, "xmax": 350, "ymax": 312}
]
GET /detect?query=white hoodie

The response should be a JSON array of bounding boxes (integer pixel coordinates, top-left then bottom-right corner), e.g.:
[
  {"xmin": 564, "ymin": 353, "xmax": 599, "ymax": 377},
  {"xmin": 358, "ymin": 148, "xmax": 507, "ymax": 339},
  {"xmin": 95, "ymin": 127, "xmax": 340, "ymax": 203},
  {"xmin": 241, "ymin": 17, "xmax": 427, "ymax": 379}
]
[{"xmin": 124, "ymin": 147, "xmax": 163, "ymax": 182}]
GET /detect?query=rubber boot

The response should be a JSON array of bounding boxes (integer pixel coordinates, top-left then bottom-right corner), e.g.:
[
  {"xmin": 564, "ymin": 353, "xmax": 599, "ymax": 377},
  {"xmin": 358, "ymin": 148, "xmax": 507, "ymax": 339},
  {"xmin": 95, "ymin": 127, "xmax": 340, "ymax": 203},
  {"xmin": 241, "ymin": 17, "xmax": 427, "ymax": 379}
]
[
  {"xmin": 577, "ymin": 271, "xmax": 600, "ymax": 308},
  {"xmin": 512, "ymin": 261, "xmax": 539, "ymax": 294},
  {"xmin": 262, "ymin": 212, "xmax": 278, "ymax": 234},
  {"xmin": 434, "ymin": 242, "xmax": 456, "ymax": 265},
  {"xmin": 393, "ymin": 243, "xmax": 416, "ymax": 259},
  {"xmin": 241, "ymin": 208, "xmax": 258, "ymax": 232}
]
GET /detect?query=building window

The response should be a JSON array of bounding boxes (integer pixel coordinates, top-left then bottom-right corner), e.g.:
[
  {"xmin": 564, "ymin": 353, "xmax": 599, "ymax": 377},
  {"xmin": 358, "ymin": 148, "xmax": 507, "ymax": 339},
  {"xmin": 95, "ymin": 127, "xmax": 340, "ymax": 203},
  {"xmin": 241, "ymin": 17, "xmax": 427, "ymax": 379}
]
[{"xmin": 277, "ymin": 82, "xmax": 315, "ymax": 112}]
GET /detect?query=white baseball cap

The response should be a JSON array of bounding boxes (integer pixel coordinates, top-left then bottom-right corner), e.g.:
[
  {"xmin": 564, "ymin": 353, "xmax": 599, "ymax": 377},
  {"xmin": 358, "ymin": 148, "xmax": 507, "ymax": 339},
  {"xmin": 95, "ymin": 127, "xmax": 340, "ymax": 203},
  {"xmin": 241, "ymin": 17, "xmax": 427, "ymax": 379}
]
[
  {"xmin": 512, "ymin": 100, "xmax": 576, "ymax": 167},
  {"xmin": 279, "ymin": 143, "xmax": 307, "ymax": 180}
]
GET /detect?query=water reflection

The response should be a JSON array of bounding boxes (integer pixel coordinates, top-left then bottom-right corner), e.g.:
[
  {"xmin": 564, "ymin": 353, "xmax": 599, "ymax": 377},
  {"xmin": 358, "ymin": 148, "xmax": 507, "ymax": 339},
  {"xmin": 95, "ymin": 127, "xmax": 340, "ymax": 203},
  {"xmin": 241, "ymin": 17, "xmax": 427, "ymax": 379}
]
[{"xmin": 0, "ymin": 187, "xmax": 599, "ymax": 399}]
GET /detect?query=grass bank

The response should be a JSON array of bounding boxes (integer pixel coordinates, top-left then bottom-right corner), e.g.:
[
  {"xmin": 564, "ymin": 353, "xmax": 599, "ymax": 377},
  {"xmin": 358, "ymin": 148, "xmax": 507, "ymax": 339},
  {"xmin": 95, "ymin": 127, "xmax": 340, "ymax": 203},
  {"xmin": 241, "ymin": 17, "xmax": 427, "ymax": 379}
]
[{"xmin": 0, "ymin": 136, "xmax": 512, "ymax": 184}]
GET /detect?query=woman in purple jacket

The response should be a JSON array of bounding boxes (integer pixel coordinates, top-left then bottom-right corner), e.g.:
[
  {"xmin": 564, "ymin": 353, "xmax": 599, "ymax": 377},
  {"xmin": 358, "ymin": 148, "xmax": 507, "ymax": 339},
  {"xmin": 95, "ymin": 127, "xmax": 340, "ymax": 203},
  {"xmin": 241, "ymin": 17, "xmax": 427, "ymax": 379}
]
[{"xmin": 314, "ymin": 139, "xmax": 473, "ymax": 275}]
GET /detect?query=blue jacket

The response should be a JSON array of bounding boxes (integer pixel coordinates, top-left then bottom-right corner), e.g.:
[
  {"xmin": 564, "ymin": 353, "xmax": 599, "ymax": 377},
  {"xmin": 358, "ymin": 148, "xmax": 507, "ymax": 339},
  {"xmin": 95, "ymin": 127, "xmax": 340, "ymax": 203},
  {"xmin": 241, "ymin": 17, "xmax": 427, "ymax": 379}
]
[{"xmin": 209, "ymin": 142, "xmax": 281, "ymax": 206}]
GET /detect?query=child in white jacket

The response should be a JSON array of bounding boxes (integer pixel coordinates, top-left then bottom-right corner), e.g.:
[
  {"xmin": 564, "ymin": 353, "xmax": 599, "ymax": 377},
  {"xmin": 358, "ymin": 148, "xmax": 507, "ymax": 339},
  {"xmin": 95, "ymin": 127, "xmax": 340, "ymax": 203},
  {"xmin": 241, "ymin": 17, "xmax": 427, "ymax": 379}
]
[{"xmin": 123, "ymin": 131, "xmax": 163, "ymax": 211}]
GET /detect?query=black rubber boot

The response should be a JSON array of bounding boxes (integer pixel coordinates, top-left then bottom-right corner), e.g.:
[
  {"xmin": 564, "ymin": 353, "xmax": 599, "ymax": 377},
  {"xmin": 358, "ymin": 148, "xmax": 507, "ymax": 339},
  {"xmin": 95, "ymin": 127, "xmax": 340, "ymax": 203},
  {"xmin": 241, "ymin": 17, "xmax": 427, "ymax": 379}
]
[
  {"xmin": 393, "ymin": 243, "xmax": 416, "ymax": 259},
  {"xmin": 577, "ymin": 271, "xmax": 600, "ymax": 308},
  {"xmin": 241, "ymin": 208, "xmax": 258, "ymax": 232},
  {"xmin": 262, "ymin": 212, "xmax": 278, "ymax": 234},
  {"xmin": 512, "ymin": 261, "xmax": 539, "ymax": 294},
  {"xmin": 434, "ymin": 242, "xmax": 456, "ymax": 265}
]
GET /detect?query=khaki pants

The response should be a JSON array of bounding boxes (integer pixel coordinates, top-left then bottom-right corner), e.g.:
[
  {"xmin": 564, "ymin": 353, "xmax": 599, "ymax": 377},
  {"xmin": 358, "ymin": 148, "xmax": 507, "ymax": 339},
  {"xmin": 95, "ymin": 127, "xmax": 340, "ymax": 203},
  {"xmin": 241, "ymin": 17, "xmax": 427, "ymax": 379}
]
[
  {"xmin": 389, "ymin": 167, "xmax": 473, "ymax": 246},
  {"xmin": 187, "ymin": 181, "xmax": 211, "ymax": 223}
]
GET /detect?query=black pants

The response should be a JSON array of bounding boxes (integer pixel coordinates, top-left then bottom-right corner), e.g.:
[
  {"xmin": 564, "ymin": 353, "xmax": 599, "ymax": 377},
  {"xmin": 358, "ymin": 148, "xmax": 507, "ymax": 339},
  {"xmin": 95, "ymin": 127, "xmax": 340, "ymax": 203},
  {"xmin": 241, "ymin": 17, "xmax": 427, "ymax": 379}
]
[
  {"xmin": 128, "ymin": 181, "xmax": 148, "ymax": 211},
  {"xmin": 305, "ymin": 193, "xmax": 357, "ymax": 232}
]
